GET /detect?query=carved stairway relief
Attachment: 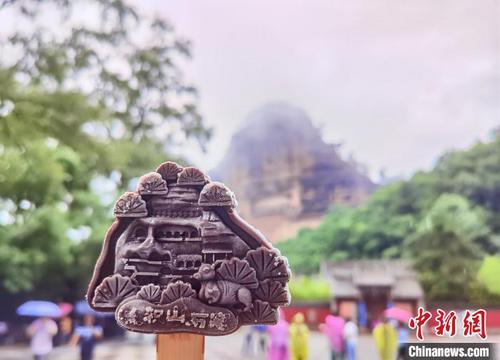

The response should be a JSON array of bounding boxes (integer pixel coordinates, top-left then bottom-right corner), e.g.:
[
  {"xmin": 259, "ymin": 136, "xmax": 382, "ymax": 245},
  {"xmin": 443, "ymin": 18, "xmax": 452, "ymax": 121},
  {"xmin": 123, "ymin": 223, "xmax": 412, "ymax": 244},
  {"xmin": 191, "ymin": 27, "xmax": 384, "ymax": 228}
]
[{"xmin": 86, "ymin": 161, "xmax": 291, "ymax": 335}]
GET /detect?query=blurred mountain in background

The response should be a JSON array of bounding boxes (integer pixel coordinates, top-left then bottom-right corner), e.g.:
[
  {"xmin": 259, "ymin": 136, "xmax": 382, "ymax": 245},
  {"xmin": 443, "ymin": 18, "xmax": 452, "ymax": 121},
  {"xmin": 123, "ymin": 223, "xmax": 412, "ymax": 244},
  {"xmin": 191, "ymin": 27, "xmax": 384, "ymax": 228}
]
[{"xmin": 211, "ymin": 103, "xmax": 375, "ymax": 242}]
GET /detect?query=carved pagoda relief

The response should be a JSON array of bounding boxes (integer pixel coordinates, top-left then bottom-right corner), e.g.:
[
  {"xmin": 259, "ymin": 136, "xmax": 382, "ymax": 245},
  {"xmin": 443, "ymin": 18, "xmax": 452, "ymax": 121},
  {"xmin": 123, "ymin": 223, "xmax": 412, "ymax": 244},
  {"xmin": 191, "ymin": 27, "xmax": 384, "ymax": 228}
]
[{"xmin": 87, "ymin": 161, "xmax": 291, "ymax": 335}]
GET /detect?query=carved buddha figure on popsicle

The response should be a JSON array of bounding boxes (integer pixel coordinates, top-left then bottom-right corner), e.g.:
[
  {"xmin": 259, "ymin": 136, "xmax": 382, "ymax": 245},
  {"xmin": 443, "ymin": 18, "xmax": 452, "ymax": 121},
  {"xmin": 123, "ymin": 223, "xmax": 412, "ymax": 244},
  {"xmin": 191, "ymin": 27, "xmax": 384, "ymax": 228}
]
[{"xmin": 87, "ymin": 162, "xmax": 291, "ymax": 335}]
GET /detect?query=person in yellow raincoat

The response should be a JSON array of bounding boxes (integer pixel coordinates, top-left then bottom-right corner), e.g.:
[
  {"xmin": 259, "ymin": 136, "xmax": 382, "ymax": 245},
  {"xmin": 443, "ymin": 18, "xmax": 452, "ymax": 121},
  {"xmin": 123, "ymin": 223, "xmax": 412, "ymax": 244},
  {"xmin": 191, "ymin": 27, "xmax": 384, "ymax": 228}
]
[
  {"xmin": 373, "ymin": 317, "xmax": 398, "ymax": 360},
  {"xmin": 290, "ymin": 312, "xmax": 309, "ymax": 360}
]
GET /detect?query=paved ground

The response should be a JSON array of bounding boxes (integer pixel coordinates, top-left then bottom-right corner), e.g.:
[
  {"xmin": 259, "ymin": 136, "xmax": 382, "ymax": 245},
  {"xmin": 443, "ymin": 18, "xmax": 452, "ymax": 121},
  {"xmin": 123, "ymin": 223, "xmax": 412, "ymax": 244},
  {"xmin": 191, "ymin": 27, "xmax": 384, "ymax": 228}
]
[
  {"xmin": 0, "ymin": 330, "xmax": 363, "ymax": 360},
  {"xmin": 1, "ymin": 331, "xmax": 498, "ymax": 359}
]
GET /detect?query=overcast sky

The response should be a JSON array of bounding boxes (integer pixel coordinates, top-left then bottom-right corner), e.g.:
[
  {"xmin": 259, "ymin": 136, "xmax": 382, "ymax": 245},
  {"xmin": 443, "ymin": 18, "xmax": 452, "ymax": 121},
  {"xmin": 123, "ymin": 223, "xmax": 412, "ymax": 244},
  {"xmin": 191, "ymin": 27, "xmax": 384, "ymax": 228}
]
[
  {"xmin": 1, "ymin": 1, "xmax": 498, "ymax": 179},
  {"xmin": 136, "ymin": 0, "xmax": 499, "ymax": 179}
]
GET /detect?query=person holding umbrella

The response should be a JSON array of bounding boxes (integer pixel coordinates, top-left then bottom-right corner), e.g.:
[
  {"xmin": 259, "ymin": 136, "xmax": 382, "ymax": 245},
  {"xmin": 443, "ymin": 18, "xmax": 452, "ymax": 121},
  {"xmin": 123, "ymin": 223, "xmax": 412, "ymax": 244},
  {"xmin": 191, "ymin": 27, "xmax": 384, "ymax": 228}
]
[
  {"xmin": 396, "ymin": 321, "xmax": 409, "ymax": 360},
  {"xmin": 373, "ymin": 315, "xmax": 397, "ymax": 360},
  {"xmin": 384, "ymin": 307, "xmax": 412, "ymax": 360},
  {"xmin": 17, "ymin": 300, "xmax": 61, "ymax": 360},
  {"xmin": 27, "ymin": 317, "xmax": 58, "ymax": 360}
]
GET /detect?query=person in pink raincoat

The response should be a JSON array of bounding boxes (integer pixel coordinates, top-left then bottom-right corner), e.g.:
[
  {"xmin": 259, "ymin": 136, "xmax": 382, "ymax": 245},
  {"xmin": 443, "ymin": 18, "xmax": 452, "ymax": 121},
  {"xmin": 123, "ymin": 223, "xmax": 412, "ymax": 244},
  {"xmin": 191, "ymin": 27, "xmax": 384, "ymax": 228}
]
[
  {"xmin": 267, "ymin": 311, "xmax": 289, "ymax": 360},
  {"xmin": 320, "ymin": 314, "xmax": 345, "ymax": 360}
]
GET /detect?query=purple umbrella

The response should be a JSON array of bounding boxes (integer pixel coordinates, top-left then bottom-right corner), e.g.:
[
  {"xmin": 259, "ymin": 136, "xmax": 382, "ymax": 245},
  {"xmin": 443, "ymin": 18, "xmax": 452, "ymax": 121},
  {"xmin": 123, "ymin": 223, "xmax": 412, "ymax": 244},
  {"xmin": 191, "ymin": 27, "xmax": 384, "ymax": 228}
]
[{"xmin": 17, "ymin": 301, "xmax": 62, "ymax": 318}]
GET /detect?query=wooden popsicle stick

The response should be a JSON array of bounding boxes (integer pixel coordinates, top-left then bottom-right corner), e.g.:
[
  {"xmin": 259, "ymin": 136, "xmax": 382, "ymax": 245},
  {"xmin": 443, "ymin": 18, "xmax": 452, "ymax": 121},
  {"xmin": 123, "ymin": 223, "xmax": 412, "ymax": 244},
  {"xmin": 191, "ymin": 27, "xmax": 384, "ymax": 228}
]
[{"xmin": 157, "ymin": 333, "xmax": 205, "ymax": 360}]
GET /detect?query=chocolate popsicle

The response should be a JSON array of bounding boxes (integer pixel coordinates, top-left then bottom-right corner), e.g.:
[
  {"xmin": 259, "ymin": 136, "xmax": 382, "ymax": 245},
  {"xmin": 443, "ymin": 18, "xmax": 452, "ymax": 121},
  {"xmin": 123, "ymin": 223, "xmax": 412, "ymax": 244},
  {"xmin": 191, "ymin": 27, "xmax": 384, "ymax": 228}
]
[{"xmin": 86, "ymin": 161, "xmax": 291, "ymax": 335}]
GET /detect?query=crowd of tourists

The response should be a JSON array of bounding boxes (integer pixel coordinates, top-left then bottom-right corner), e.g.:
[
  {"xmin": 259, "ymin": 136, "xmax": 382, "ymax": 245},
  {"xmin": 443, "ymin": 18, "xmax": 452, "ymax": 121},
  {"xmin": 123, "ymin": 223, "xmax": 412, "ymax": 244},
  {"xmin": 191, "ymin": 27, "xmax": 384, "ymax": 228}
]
[
  {"xmin": 25, "ymin": 315, "xmax": 103, "ymax": 360},
  {"xmin": 19, "ymin": 308, "xmax": 409, "ymax": 360},
  {"xmin": 242, "ymin": 311, "xmax": 409, "ymax": 360}
]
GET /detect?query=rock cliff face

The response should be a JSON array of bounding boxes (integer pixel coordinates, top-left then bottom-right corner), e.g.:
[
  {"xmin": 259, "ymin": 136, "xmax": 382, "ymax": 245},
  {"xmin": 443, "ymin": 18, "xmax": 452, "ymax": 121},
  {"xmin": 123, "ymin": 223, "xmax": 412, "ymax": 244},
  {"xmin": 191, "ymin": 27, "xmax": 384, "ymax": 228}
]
[{"xmin": 211, "ymin": 103, "xmax": 375, "ymax": 242}]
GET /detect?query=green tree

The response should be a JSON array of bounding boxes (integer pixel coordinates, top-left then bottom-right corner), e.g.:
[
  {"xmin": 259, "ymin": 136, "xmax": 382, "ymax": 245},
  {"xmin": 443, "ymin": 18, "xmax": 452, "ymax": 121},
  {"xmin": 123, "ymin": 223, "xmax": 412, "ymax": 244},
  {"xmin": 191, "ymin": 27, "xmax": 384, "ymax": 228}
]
[
  {"xmin": 0, "ymin": 0, "xmax": 210, "ymax": 311},
  {"xmin": 278, "ymin": 179, "xmax": 430, "ymax": 274},
  {"xmin": 405, "ymin": 194, "xmax": 489, "ymax": 301},
  {"xmin": 279, "ymin": 136, "xmax": 500, "ymax": 280},
  {"xmin": 0, "ymin": 68, "xmax": 110, "ymax": 295},
  {"xmin": 288, "ymin": 276, "xmax": 331, "ymax": 302},
  {"xmin": 2, "ymin": 0, "xmax": 210, "ymax": 154},
  {"xmin": 477, "ymin": 256, "xmax": 500, "ymax": 296},
  {"xmin": 435, "ymin": 136, "xmax": 500, "ymax": 247}
]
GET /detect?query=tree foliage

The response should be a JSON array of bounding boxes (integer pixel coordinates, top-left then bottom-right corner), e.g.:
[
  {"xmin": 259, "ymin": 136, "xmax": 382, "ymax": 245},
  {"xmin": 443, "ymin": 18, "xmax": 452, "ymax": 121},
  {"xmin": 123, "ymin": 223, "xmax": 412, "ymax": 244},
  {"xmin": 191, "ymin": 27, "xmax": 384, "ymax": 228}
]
[
  {"xmin": 2, "ymin": 0, "xmax": 210, "ymax": 149},
  {"xmin": 0, "ymin": 0, "xmax": 210, "ymax": 312},
  {"xmin": 278, "ymin": 135, "xmax": 500, "ymax": 302},
  {"xmin": 477, "ymin": 256, "xmax": 500, "ymax": 296},
  {"xmin": 405, "ymin": 194, "xmax": 488, "ymax": 300},
  {"xmin": 288, "ymin": 276, "xmax": 331, "ymax": 302}
]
